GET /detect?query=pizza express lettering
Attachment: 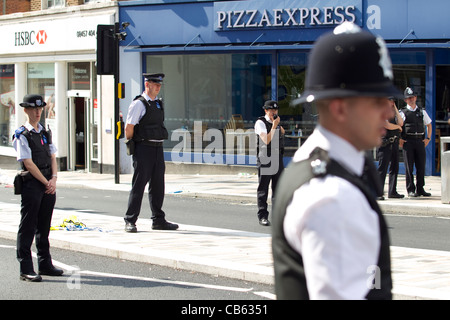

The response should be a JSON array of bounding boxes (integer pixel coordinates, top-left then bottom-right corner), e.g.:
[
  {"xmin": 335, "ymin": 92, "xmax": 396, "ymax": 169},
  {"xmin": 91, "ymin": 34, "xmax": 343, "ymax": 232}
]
[{"xmin": 216, "ymin": 6, "xmax": 356, "ymax": 30}]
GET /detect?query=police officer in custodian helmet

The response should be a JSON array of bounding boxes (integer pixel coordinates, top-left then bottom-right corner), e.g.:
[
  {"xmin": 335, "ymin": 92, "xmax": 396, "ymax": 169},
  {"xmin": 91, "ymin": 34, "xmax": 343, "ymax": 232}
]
[
  {"xmin": 272, "ymin": 22, "xmax": 401, "ymax": 299},
  {"xmin": 13, "ymin": 94, "xmax": 64, "ymax": 282}
]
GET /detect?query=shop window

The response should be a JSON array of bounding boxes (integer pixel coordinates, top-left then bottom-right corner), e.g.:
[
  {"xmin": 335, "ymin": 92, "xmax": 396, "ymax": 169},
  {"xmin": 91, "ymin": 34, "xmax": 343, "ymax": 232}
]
[
  {"xmin": 145, "ymin": 53, "xmax": 271, "ymax": 157},
  {"xmin": 27, "ymin": 63, "xmax": 55, "ymax": 128},
  {"xmin": 277, "ymin": 52, "xmax": 309, "ymax": 157},
  {"xmin": 0, "ymin": 64, "xmax": 15, "ymax": 147}
]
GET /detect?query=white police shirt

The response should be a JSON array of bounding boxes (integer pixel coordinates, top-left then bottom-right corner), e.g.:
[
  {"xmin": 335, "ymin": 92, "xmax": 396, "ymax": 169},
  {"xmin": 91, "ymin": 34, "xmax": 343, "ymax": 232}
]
[
  {"xmin": 284, "ymin": 125, "xmax": 380, "ymax": 299},
  {"xmin": 254, "ymin": 114, "xmax": 272, "ymax": 136},
  {"xmin": 400, "ymin": 105, "xmax": 432, "ymax": 126},
  {"xmin": 126, "ymin": 91, "xmax": 163, "ymax": 142},
  {"xmin": 13, "ymin": 122, "xmax": 57, "ymax": 162}
]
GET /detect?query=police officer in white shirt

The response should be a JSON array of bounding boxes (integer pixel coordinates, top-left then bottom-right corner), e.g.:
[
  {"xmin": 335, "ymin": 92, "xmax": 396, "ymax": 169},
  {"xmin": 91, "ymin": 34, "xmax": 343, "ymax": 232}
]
[
  {"xmin": 13, "ymin": 94, "xmax": 63, "ymax": 282},
  {"xmin": 254, "ymin": 100, "xmax": 285, "ymax": 226},
  {"xmin": 272, "ymin": 23, "xmax": 401, "ymax": 300},
  {"xmin": 399, "ymin": 87, "xmax": 432, "ymax": 197}
]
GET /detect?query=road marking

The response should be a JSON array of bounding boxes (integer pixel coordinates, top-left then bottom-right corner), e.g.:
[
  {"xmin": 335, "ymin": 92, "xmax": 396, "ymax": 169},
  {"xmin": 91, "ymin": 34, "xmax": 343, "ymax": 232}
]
[{"xmin": 78, "ymin": 269, "xmax": 253, "ymax": 292}]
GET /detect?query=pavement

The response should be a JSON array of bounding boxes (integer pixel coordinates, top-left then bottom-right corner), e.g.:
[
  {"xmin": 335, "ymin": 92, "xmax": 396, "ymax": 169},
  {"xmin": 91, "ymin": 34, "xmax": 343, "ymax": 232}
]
[{"xmin": 1, "ymin": 166, "xmax": 450, "ymax": 300}]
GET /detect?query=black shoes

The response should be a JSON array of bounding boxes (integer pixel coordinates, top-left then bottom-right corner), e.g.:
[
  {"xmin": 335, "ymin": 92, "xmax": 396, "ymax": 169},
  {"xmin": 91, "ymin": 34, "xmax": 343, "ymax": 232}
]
[
  {"xmin": 126, "ymin": 221, "xmax": 179, "ymax": 232},
  {"xmin": 152, "ymin": 221, "xmax": 179, "ymax": 230},
  {"xmin": 39, "ymin": 266, "xmax": 64, "ymax": 276},
  {"xmin": 125, "ymin": 222, "xmax": 137, "ymax": 233},
  {"xmin": 408, "ymin": 191, "xmax": 432, "ymax": 197},
  {"xmin": 20, "ymin": 267, "xmax": 64, "ymax": 282},
  {"xmin": 20, "ymin": 272, "xmax": 42, "ymax": 282},
  {"xmin": 259, "ymin": 218, "xmax": 270, "ymax": 227},
  {"xmin": 388, "ymin": 193, "xmax": 405, "ymax": 199}
]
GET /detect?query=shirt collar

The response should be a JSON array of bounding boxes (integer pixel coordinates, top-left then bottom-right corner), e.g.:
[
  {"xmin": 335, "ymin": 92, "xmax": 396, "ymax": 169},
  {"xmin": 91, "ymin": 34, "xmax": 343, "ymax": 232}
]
[
  {"xmin": 142, "ymin": 92, "xmax": 158, "ymax": 101},
  {"xmin": 264, "ymin": 114, "xmax": 272, "ymax": 123},
  {"xmin": 24, "ymin": 122, "xmax": 43, "ymax": 133},
  {"xmin": 407, "ymin": 104, "xmax": 418, "ymax": 111}
]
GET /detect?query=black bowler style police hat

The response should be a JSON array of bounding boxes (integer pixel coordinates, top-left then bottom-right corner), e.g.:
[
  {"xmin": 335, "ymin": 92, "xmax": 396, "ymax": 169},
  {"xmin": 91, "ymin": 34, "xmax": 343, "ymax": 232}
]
[
  {"xmin": 404, "ymin": 87, "xmax": 417, "ymax": 99},
  {"xmin": 293, "ymin": 22, "xmax": 402, "ymax": 105},
  {"xmin": 263, "ymin": 100, "xmax": 279, "ymax": 110},
  {"xmin": 19, "ymin": 94, "xmax": 47, "ymax": 108},
  {"xmin": 144, "ymin": 73, "xmax": 165, "ymax": 84}
]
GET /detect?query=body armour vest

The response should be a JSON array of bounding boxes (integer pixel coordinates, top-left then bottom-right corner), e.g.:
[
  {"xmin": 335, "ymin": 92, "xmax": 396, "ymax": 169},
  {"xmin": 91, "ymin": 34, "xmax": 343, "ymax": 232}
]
[
  {"xmin": 16, "ymin": 126, "xmax": 53, "ymax": 174},
  {"xmin": 272, "ymin": 148, "xmax": 392, "ymax": 300},
  {"xmin": 132, "ymin": 96, "xmax": 169, "ymax": 142},
  {"xmin": 401, "ymin": 107, "xmax": 424, "ymax": 139},
  {"xmin": 256, "ymin": 116, "xmax": 284, "ymax": 164},
  {"xmin": 384, "ymin": 116, "xmax": 401, "ymax": 139}
]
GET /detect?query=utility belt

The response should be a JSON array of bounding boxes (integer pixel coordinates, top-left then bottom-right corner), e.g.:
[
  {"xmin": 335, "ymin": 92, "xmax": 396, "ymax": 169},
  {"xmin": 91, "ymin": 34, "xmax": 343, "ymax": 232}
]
[
  {"xmin": 381, "ymin": 136, "xmax": 398, "ymax": 147},
  {"xmin": 139, "ymin": 140, "xmax": 163, "ymax": 147},
  {"xmin": 405, "ymin": 132, "xmax": 424, "ymax": 140},
  {"xmin": 13, "ymin": 167, "xmax": 52, "ymax": 195}
]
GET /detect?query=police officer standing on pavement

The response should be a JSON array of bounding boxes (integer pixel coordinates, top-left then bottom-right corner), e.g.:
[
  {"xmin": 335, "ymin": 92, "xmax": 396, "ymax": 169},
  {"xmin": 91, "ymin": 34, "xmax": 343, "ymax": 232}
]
[
  {"xmin": 255, "ymin": 100, "xmax": 285, "ymax": 226},
  {"xmin": 399, "ymin": 87, "xmax": 432, "ymax": 197},
  {"xmin": 376, "ymin": 98, "xmax": 404, "ymax": 200},
  {"xmin": 13, "ymin": 94, "xmax": 64, "ymax": 282},
  {"xmin": 272, "ymin": 22, "xmax": 399, "ymax": 299},
  {"xmin": 124, "ymin": 73, "xmax": 178, "ymax": 232}
]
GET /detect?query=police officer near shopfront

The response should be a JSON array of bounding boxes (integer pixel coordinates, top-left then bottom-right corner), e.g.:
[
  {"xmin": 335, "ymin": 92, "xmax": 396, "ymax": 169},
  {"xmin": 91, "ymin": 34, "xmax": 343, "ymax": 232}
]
[
  {"xmin": 399, "ymin": 87, "xmax": 432, "ymax": 197},
  {"xmin": 376, "ymin": 98, "xmax": 404, "ymax": 200},
  {"xmin": 124, "ymin": 73, "xmax": 178, "ymax": 232},
  {"xmin": 13, "ymin": 94, "xmax": 64, "ymax": 282},
  {"xmin": 254, "ymin": 100, "xmax": 285, "ymax": 226},
  {"xmin": 272, "ymin": 22, "xmax": 398, "ymax": 299}
]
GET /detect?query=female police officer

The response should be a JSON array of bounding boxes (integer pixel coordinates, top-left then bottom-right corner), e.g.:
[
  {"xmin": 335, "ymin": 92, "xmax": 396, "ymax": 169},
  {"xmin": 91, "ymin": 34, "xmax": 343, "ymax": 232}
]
[{"xmin": 13, "ymin": 94, "xmax": 63, "ymax": 282}]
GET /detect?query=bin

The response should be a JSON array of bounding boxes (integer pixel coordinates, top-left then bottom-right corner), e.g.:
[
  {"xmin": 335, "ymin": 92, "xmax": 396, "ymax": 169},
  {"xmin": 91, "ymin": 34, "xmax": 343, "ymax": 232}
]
[{"xmin": 440, "ymin": 137, "xmax": 450, "ymax": 203}]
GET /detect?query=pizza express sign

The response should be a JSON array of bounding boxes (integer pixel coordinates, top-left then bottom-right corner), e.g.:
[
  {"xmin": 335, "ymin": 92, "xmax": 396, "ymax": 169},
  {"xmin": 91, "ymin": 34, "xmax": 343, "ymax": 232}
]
[{"xmin": 215, "ymin": 0, "xmax": 362, "ymax": 31}]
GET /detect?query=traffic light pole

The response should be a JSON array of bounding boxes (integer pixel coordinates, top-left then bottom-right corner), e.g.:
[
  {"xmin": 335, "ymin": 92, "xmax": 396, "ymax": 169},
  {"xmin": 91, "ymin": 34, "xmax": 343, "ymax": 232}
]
[{"xmin": 114, "ymin": 22, "xmax": 120, "ymax": 184}]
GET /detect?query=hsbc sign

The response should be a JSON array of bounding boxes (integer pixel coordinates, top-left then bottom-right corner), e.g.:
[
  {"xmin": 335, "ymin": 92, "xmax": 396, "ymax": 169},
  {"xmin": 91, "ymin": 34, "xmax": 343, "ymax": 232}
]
[
  {"xmin": 1, "ymin": 13, "xmax": 113, "ymax": 55},
  {"xmin": 15, "ymin": 30, "xmax": 48, "ymax": 46}
]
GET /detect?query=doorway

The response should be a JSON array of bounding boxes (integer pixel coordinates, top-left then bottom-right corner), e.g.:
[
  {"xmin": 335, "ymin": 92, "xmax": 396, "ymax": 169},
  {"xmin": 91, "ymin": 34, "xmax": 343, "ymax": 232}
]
[{"xmin": 68, "ymin": 93, "xmax": 91, "ymax": 171}]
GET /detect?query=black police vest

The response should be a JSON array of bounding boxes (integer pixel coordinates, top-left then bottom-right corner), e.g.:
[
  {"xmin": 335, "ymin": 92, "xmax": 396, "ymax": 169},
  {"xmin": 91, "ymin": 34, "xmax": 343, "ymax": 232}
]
[
  {"xmin": 18, "ymin": 126, "xmax": 53, "ymax": 174},
  {"xmin": 256, "ymin": 116, "xmax": 284, "ymax": 161},
  {"xmin": 401, "ymin": 107, "xmax": 425, "ymax": 139},
  {"xmin": 132, "ymin": 96, "xmax": 169, "ymax": 141},
  {"xmin": 272, "ymin": 148, "xmax": 392, "ymax": 300}
]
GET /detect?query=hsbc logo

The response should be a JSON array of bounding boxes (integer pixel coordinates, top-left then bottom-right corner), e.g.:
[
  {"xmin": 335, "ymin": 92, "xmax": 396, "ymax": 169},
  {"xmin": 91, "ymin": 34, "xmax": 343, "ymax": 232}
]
[{"xmin": 15, "ymin": 30, "xmax": 48, "ymax": 46}]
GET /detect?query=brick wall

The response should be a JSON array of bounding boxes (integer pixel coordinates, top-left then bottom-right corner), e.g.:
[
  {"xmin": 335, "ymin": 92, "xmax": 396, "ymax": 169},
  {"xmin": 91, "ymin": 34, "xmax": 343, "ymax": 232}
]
[{"xmin": 1, "ymin": 0, "xmax": 30, "ymax": 15}]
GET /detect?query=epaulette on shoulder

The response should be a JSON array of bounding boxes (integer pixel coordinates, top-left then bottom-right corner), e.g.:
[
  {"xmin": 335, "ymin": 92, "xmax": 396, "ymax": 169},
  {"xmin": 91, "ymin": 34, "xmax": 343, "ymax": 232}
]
[{"xmin": 14, "ymin": 126, "xmax": 28, "ymax": 139}]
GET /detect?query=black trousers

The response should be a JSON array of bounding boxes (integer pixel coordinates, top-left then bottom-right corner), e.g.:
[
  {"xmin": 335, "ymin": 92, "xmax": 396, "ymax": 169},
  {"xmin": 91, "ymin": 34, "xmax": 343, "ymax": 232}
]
[
  {"xmin": 257, "ymin": 154, "xmax": 284, "ymax": 220},
  {"xmin": 377, "ymin": 141, "xmax": 400, "ymax": 196},
  {"xmin": 124, "ymin": 143, "xmax": 166, "ymax": 224},
  {"xmin": 402, "ymin": 138, "xmax": 426, "ymax": 194},
  {"xmin": 17, "ymin": 177, "xmax": 56, "ymax": 274}
]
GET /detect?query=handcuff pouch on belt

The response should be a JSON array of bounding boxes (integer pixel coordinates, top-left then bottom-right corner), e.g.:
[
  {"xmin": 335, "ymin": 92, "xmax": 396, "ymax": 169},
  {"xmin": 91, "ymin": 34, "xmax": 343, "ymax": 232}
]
[
  {"xmin": 13, "ymin": 171, "xmax": 31, "ymax": 195},
  {"xmin": 125, "ymin": 139, "xmax": 135, "ymax": 156},
  {"xmin": 381, "ymin": 136, "xmax": 398, "ymax": 148}
]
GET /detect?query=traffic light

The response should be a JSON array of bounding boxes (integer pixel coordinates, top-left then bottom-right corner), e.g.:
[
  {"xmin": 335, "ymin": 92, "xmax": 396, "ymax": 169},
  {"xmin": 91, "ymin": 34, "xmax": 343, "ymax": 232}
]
[{"xmin": 97, "ymin": 25, "xmax": 116, "ymax": 75}]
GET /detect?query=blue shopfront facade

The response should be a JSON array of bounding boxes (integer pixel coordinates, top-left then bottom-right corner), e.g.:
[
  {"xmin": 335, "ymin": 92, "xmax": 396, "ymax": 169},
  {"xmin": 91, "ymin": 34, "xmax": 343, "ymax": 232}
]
[{"xmin": 118, "ymin": 0, "xmax": 450, "ymax": 175}]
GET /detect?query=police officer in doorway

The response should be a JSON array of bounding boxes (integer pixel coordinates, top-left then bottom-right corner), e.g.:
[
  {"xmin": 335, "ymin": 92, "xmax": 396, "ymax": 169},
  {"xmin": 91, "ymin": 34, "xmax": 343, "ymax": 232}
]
[
  {"xmin": 13, "ymin": 94, "xmax": 64, "ymax": 282},
  {"xmin": 124, "ymin": 73, "xmax": 178, "ymax": 232},
  {"xmin": 254, "ymin": 100, "xmax": 285, "ymax": 226},
  {"xmin": 399, "ymin": 87, "xmax": 432, "ymax": 197},
  {"xmin": 376, "ymin": 98, "xmax": 404, "ymax": 200}
]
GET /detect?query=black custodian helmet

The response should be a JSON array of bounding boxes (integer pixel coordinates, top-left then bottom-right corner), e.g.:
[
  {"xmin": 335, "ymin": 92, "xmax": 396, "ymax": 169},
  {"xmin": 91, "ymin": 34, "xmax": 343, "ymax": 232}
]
[{"xmin": 293, "ymin": 22, "xmax": 401, "ymax": 105}]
